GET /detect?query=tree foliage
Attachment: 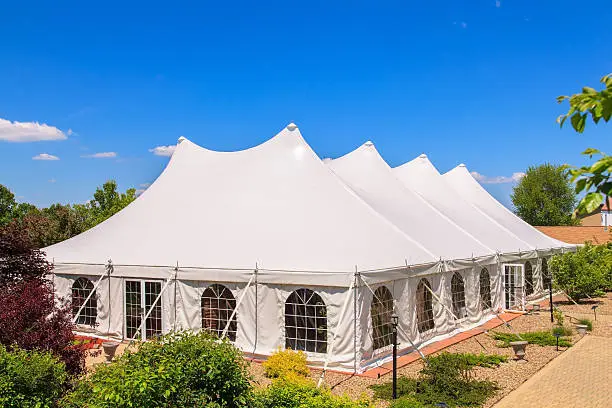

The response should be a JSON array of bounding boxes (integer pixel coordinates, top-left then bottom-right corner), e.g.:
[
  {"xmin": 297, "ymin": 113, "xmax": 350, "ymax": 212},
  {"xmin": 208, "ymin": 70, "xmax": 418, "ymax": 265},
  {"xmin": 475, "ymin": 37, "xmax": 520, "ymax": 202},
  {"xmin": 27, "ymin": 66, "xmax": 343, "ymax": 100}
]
[
  {"xmin": 0, "ymin": 180, "xmax": 136, "ymax": 248},
  {"xmin": 558, "ymin": 74, "xmax": 612, "ymax": 215},
  {"xmin": 0, "ymin": 225, "xmax": 85, "ymax": 376},
  {"xmin": 549, "ymin": 243, "xmax": 612, "ymax": 301},
  {"xmin": 511, "ymin": 164, "xmax": 577, "ymax": 226}
]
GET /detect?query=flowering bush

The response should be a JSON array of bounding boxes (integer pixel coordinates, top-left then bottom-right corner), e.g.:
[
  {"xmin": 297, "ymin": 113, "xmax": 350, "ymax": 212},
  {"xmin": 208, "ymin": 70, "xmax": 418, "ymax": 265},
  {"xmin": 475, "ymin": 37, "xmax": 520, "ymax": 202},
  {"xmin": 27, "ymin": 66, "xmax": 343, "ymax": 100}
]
[{"xmin": 263, "ymin": 348, "xmax": 310, "ymax": 379}]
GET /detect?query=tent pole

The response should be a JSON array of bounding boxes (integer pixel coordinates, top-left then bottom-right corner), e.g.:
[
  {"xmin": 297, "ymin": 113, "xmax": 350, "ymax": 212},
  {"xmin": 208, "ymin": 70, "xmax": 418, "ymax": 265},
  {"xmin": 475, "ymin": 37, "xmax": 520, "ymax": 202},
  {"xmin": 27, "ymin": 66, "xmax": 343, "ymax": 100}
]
[
  {"xmin": 128, "ymin": 269, "xmax": 176, "ymax": 346},
  {"xmin": 317, "ymin": 271, "xmax": 355, "ymax": 388},
  {"xmin": 252, "ymin": 264, "xmax": 259, "ymax": 355},
  {"xmin": 220, "ymin": 271, "xmax": 256, "ymax": 340},
  {"xmin": 353, "ymin": 268, "xmax": 358, "ymax": 374},
  {"xmin": 173, "ymin": 261, "xmax": 178, "ymax": 331},
  {"xmin": 72, "ymin": 260, "xmax": 113, "ymax": 324}
]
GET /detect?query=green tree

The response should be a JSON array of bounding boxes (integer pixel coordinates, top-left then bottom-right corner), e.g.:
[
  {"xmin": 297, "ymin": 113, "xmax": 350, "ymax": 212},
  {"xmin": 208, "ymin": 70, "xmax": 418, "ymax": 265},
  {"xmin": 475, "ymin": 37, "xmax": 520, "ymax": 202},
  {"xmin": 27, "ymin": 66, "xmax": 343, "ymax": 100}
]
[
  {"xmin": 85, "ymin": 180, "xmax": 136, "ymax": 229},
  {"xmin": 511, "ymin": 164, "xmax": 577, "ymax": 226},
  {"xmin": 558, "ymin": 73, "xmax": 612, "ymax": 215},
  {"xmin": 0, "ymin": 184, "xmax": 16, "ymax": 225}
]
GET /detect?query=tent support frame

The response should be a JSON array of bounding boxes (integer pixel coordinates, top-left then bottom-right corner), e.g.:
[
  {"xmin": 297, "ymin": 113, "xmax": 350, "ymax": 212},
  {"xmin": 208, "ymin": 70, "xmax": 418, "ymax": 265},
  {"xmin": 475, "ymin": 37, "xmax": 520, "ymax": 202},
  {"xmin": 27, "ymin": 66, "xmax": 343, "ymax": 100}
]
[
  {"xmin": 220, "ymin": 270, "xmax": 256, "ymax": 340},
  {"xmin": 72, "ymin": 259, "xmax": 113, "ymax": 325}
]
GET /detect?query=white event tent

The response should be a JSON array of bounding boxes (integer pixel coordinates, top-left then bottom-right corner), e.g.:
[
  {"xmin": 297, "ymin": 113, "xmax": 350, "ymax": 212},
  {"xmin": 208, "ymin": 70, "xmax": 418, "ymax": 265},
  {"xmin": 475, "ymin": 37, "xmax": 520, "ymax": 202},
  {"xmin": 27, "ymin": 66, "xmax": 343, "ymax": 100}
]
[{"xmin": 46, "ymin": 124, "xmax": 573, "ymax": 373}]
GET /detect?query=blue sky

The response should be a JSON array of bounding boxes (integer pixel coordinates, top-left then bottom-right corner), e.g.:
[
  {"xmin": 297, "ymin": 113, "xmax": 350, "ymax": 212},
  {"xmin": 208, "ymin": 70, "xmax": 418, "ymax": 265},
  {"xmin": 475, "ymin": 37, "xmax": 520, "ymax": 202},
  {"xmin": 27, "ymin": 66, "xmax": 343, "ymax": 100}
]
[{"xmin": 1, "ymin": 0, "xmax": 611, "ymax": 208}]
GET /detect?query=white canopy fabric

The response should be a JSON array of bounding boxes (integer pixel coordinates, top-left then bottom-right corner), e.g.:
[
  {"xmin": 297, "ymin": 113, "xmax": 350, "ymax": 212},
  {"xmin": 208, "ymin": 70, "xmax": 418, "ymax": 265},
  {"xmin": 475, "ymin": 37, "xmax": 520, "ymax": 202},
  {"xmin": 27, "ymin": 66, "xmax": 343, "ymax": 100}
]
[
  {"xmin": 44, "ymin": 124, "xmax": 438, "ymax": 283},
  {"xmin": 394, "ymin": 155, "xmax": 535, "ymax": 254},
  {"xmin": 327, "ymin": 142, "xmax": 495, "ymax": 261},
  {"xmin": 442, "ymin": 164, "xmax": 572, "ymax": 251}
]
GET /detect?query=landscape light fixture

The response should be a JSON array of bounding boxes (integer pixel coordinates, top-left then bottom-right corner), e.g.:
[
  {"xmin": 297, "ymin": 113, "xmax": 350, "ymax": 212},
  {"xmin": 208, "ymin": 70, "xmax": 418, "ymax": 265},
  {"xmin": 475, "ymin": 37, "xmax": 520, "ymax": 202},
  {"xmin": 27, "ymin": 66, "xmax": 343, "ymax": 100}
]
[
  {"xmin": 435, "ymin": 403, "xmax": 449, "ymax": 408},
  {"xmin": 592, "ymin": 305, "xmax": 599, "ymax": 321},
  {"xmin": 391, "ymin": 313, "xmax": 399, "ymax": 400},
  {"xmin": 553, "ymin": 332, "xmax": 561, "ymax": 351}
]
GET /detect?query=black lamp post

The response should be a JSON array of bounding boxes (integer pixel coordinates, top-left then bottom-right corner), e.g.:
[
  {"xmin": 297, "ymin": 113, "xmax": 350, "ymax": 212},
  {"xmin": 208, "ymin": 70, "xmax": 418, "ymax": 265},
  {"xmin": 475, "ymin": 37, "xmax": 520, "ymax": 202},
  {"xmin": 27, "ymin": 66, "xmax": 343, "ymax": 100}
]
[
  {"xmin": 553, "ymin": 332, "xmax": 561, "ymax": 351},
  {"xmin": 391, "ymin": 313, "xmax": 399, "ymax": 400}
]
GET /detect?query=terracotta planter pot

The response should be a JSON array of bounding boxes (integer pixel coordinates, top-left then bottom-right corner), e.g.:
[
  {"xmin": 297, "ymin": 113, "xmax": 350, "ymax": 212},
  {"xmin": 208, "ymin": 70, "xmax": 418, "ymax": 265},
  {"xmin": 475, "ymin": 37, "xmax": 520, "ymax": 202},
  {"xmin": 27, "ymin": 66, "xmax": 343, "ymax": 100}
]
[
  {"xmin": 575, "ymin": 324, "xmax": 588, "ymax": 336},
  {"xmin": 509, "ymin": 340, "xmax": 528, "ymax": 360},
  {"xmin": 102, "ymin": 341, "xmax": 120, "ymax": 363}
]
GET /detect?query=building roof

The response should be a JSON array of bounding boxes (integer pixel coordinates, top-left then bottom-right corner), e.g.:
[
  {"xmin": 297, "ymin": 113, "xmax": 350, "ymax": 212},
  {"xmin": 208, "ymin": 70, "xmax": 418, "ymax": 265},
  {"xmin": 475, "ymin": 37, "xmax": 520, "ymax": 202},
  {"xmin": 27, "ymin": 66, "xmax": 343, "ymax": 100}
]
[{"xmin": 535, "ymin": 226, "xmax": 612, "ymax": 244}]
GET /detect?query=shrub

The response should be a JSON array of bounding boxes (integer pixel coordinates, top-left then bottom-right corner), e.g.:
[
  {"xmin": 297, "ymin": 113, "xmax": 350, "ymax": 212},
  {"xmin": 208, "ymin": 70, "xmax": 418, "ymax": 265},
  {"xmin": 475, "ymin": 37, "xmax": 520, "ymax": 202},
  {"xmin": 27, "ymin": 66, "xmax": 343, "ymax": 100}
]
[
  {"xmin": 371, "ymin": 353, "xmax": 499, "ymax": 407},
  {"xmin": 549, "ymin": 243, "xmax": 611, "ymax": 300},
  {"xmin": 0, "ymin": 345, "xmax": 68, "ymax": 408},
  {"xmin": 62, "ymin": 331, "xmax": 253, "ymax": 407},
  {"xmin": 552, "ymin": 325, "xmax": 573, "ymax": 337},
  {"xmin": 553, "ymin": 307, "xmax": 565, "ymax": 326},
  {"xmin": 263, "ymin": 348, "xmax": 310, "ymax": 379},
  {"xmin": 254, "ymin": 374, "xmax": 372, "ymax": 408},
  {"xmin": 577, "ymin": 318, "xmax": 593, "ymax": 331},
  {"xmin": 0, "ymin": 280, "xmax": 85, "ymax": 376},
  {"xmin": 492, "ymin": 331, "xmax": 572, "ymax": 348}
]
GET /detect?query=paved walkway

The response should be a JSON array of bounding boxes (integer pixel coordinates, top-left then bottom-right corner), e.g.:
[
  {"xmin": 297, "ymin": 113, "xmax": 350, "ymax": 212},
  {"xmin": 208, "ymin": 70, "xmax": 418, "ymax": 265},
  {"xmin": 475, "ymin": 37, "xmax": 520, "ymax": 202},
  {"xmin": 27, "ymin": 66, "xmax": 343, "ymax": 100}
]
[{"xmin": 494, "ymin": 336, "xmax": 612, "ymax": 408}]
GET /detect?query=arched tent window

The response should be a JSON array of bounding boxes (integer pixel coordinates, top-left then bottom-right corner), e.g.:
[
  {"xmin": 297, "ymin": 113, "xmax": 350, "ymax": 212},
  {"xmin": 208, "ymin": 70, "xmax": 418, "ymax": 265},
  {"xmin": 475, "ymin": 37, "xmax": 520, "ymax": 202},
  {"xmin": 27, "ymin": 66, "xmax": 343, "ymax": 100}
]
[
  {"xmin": 416, "ymin": 278, "xmax": 434, "ymax": 333},
  {"xmin": 285, "ymin": 289, "xmax": 327, "ymax": 353},
  {"xmin": 371, "ymin": 286, "xmax": 394, "ymax": 351},
  {"xmin": 524, "ymin": 261, "xmax": 534, "ymax": 296},
  {"xmin": 542, "ymin": 258, "xmax": 551, "ymax": 289},
  {"xmin": 479, "ymin": 268, "xmax": 492, "ymax": 311},
  {"xmin": 201, "ymin": 284, "xmax": 237, "ymax": 342},
  {"xmin": 72, "ymin": 277, "xmax": 97, "ymax": 327},
  {"xmin": 451, "ymin": 272, "xmax": 467, "ymax": 319}
]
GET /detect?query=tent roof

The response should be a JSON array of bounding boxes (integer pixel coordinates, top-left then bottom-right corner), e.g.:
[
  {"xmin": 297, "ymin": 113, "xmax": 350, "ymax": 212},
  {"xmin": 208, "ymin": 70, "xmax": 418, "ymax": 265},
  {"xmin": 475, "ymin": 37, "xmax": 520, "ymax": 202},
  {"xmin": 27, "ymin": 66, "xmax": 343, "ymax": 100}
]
[
  {"xmin": 327, "ymin": 142, "xmax": 494, "ymax": 260},
  {"xmin": 44, "ymin": 124, "xmax": 437, "ymax": 274},
  {"xmin": 393, "ymin": 155, "xmax": 535, "ymax": 253},
  {"xmin": 442, "ymin": 164, "xmax": 572, "ymax": 250}
]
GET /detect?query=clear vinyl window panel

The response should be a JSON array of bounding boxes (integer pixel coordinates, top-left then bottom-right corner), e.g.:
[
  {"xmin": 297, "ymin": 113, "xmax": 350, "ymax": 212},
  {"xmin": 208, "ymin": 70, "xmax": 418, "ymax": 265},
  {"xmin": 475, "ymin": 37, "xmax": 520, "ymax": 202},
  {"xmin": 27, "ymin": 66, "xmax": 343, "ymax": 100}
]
[
  {"xmin": 71, "ymin": 277, "xmax": 97, "ymax": 327},
  {"xmin": 479, "ymin": 268, "xmax": 492, "ymax": 311},
  {"xmin": 201, "ymin": 284, "xmax": 237, "ymax": 342},
  {"xmin": 524, "ymin": 261, "xmax": 534, "ymax": 296},
  {"xmin": 125, "ymin": 280, "xmax": 162, "ymax": 340},
  {"xmin": 416, "ymin": 278, "xmax": 435, "ymax": 333},
  {"xmin": 451, "ymin": 272, "xmax": 467, "ymax": 319},
  {"xmin": 285, "ymin": 288, "xmax": 327, "ymax": 354},
  {"xmin": 371, "ymin": 286, "xmax": 394, "ymax": 352}
]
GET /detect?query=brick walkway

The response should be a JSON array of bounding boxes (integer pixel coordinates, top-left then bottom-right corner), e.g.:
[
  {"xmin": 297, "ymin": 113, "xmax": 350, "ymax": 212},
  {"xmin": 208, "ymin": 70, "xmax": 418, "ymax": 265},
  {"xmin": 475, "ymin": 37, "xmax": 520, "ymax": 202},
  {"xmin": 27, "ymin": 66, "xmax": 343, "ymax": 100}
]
[{"xmin": 493, "ymin": 335, "xmax": 612, "ymax": 408}]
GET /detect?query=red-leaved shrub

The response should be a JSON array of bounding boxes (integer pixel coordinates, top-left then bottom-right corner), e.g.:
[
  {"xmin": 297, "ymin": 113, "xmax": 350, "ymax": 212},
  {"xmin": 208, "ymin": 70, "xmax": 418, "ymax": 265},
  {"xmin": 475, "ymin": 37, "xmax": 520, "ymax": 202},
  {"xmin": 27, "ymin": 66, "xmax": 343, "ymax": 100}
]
[{"xmin": 0, "ymin": 221, "xmax": 85, "ymax": 375}]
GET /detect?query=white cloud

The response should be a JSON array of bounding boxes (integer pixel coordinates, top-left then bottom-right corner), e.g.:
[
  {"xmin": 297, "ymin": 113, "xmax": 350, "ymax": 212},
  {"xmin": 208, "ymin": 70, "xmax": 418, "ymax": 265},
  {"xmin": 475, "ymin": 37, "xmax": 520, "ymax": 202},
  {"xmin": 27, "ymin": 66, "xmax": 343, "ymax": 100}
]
[
  {"xmin": 471, "ymin": 171, "xmax": 525, "ymax": 184},
  {"xmin": 495, "ymin": 0, "xmax": 501, "ymax": 7},
  {"xmin": 49, "ymin": 178, "xmax": 56, "ymax": 183},
  {"xmin": 0, "ymin": 118, "xmax": 68, "ymax": 142},
  {"xmin": 139, "ymin": 182, "xmax": 151, "ymax": 188},
  {"xmin": 149, "ymin": 145, "xmax": 176, "ymax": 157},
  {"xmin": 81, "ymin": 152, "xmax": 117, "ymax": 159},
  {"xmin": 32, "ymin": 153, "xmax": 60, "ymax": 161}
]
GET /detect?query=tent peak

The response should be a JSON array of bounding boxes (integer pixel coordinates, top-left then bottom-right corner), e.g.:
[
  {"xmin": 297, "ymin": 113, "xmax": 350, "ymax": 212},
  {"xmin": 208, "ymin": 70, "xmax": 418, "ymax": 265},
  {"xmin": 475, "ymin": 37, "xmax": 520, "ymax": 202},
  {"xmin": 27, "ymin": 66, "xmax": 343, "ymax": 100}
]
[
  {"xmin": 177, "ymin": 136, "xmax": 187, "ymax": 144},
  {"xmin": 363, "ymin": 140, "xmax": 374, "ymax": 147},
  {"xmin": 286, "ymin": 123, "xmax": 298, "ymax": 131},
  {"xmin": 458, "ymin": 163, "xmax": 467, "ymax": 168},
  {"xmin": 418, "ymin": 153, "xmax": 428, "ymax": 159}
]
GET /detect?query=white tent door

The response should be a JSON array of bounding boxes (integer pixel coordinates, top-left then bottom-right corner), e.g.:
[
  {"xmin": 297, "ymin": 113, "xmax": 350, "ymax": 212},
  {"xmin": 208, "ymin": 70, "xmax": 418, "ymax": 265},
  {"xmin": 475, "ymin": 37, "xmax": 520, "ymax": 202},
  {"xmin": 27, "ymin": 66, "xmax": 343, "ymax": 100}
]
[
  {"xmin": 503, "ymin": 264, "xmax": 524, "ymax": 310},
  {"xmin": 125, "ymin": 280, "xmax": 163, "ymax": 340}
]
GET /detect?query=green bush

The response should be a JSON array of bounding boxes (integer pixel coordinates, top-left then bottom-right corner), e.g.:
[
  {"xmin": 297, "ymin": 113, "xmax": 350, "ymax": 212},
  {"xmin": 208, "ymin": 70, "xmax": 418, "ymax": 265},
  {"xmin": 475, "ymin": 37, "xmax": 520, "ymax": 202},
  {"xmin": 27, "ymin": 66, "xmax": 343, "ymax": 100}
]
[
  {"xmin": 550, "ymin": 243, "xmax": 611, "ymax": 300},
  {"xmin": 371, "ymin": 353, "xmax": 500, "ymax": 407},
  {"xmin": 577, "ymin": 318, "xmax": 593, "ymax": 331},
  {"xmin": 254, "ymin": 374, "xmax": 372, "ymax": 408},
  {"xmin": 263, "ymin": 347, "xmax": 310, "ymax": 379},
  {"xmin": 0, "ymin": 345, "xmax": 68, "ymax": 408},
  {"xmin": 492, "ymin": 331, "xmax": 572, "ymax": 348},
  {"xmin": 552, "ymin": 325, "xmax": 573, "ymax": 337},
  {"xmin": 62, "ymin": 331, "xmax": 252, "ymax": 407}
]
